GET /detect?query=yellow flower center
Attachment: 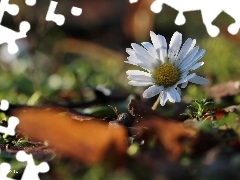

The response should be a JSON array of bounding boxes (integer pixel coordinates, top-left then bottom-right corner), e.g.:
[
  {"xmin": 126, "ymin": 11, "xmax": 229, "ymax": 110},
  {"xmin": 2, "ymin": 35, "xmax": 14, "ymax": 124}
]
[{"xmin": 151, "ymin": 63, "xmax": 180, "ymax": 87}]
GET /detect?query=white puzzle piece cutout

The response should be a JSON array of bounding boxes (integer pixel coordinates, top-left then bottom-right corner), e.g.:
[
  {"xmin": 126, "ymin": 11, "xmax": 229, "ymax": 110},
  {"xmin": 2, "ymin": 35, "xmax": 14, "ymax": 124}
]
[
  {"xmin": 0, "ymin": 99, "xmax": 9, "ymax": 111},
  {"xmin": 46, "ymin": 1, "xmax": 65, "ymax": 26},
  {"xmin": 0, "ymin": 100, "xmax": 19, "ymax": 136},
  {"xmin": 25, "ymin": 0, "xmax": 36, "ymax": 6},
  {"xmin": 0, "ymin": 0, "xmax": 31, "ymax": 54},
  {"xmin": 0, "ymin": 99, "xmax": 17, "ymax": 180},
  {"xmin": 16, "ymin": 151, "xmax": 50, "ymax": 180},
  {"xmin": 129, "ymin": 0, "xmax": 138, "ymax": 3},
  {"xmin": 0, "ymin": 163, "xmax": 16, "ymax": 180},
  {"xmin": 0, "ymin": 116, "xmax": 19, "ymax": 136},
  {"xmin": 71, "ymin": 6, "xmax": 82, "ymax": 16},
  {"xmin": 130, "ymin": 0, "xmax": 240, "ymax": 37}
]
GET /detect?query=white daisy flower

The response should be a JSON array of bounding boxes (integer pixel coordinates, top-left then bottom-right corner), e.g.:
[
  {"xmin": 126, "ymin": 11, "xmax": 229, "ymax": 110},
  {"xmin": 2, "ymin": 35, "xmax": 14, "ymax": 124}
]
[{"xmin": 125, "ymin": 31, "xmax": 208, "ymax": 106}]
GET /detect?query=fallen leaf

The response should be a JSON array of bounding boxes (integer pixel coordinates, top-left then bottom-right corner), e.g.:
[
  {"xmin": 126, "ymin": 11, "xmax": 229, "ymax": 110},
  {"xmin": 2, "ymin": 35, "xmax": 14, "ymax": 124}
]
[
  {"xmin": 12, "ymin": 107, "xmax": 127, "ymax": 165},
  {"xmin": 127, "ymin": 99, "xmax": 160, "ymax": 120},
  {"xmin": 203, "ymin": 108, "xmax": 228, "ymax": 120},
  {"xmin": 128, "ymin": 99, "xmax": 196, "ymax": 161},
  {"xmin": 223, "ymin": 105, "xmax": 240, "ymax": 113},
  {"xmin": 134, "ymin": 118, "xmax": 195, "ymax": 161},
  {"xmin": 207, "ymin": 81, "xmax": 240, "ymax": 103}
]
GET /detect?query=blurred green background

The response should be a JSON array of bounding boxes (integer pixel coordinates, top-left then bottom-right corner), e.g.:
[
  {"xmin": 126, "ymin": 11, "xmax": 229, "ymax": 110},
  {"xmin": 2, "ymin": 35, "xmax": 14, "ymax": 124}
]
[
  {"xmin": 1, "ymin": 1, "xmax": 240, "ymax": 179},
  {"xmin": 0, "ymin": 0, "xmax": 239, "ymax": 105}
]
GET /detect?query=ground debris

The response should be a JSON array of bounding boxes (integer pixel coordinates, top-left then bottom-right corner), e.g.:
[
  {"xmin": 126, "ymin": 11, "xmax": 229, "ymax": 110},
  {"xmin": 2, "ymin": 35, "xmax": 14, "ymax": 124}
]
[
  {"xmin": 11, "ymin": 107, "xmax": 127, "ymax": 165},
  {"xmin": 127, "ymin": 99, "xmax": 196, "ymax": 161}
]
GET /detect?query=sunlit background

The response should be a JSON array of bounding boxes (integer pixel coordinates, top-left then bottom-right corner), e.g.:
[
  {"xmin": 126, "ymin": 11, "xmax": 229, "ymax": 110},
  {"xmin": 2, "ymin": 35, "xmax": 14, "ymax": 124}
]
[
  {"xmin": 0, "ymin": 0, "xmax": 239, "ymax": 105},
  {"xmin": 1, "ymin": 0, "xmax": 240, "ymax": 179}
]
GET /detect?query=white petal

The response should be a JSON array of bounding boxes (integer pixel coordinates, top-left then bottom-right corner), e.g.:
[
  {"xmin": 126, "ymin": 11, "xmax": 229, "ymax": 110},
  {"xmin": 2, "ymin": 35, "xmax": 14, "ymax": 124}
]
[
  {"xmin": 192, "ymin": 49, "xmax": 206, "ymax": 63},
  {"xmin": 134, "ymin": 51, "xmax": 153, "ymax": 64},
  {"xmin": 124, "ymin": 61, "xmax": 136, "ymax": 65},
  {"xmin": 160, "ymin": 90, "xmax": 168, "ymax": 106},
  {"xmin": 168, "ymin": 31, "xmax": 182, "ymax": 64},
  {"xmin": 126, "ymin": 70, "xmax": 151, "ymax": 76},
  {"xmin": 186, "ymin": 39, "xmax": 196, "ymax": 55},
  {"xmin": 126, "ymin": 56, "xmax": 140, "ymax": 64},
  {"xmin": 177, "ymin": 87, "xmax": 181, "ymax": 95},
  {"xmin": 189, "ymin": 62, "xmax": 204, "ymax": 71},
  {"xmin": 125, "ymin": 57, "xmax": 152, "ymax": 72},
  {"xmin": 179, "ymin": 49, "xmax": 206, "ymax": 73},
  {"xmin": 127, "ymin": 47, "xmax": 156, "ymax": 72},
  {"xmin": 126, "ymin": 48, "xmax": 136, "ymax": 56},
  {"xmin": 150, "ymin": 31, "xmax": 167, "ymax": 62},
  {"xmin": 175, "ymin": 89, "xmax": 181, "ymax": 102},
  {"xmin": 167, "ymin": 89, "xmax": 175, "ymax": 103},
  {"xmin": 175, "ymin": 90, "xmax": 181, "ymax": 102},
  {"xmin": 124, "ymin": 61, "xmax": 151, "ymax": 73},
  {"xmin": 167, "ymin": 88, "xmax": 181, "ymax": 103},
  {"xmin": 128, "ymin": 80, "xmax": 154, "ymax": 86},
  {"xmin": 177, "ymin": 46, "xmax": 199, "ymax": 69},
  {"xmin": 188, "ymin": 49, "xmax": 206, "ymax": 67},
  {"xmin": 130, "ymin": 53, "xmax": 154, "ymax": 71},
  {"xmin": 177, "ymin": 73, "xmax": 196, "ymax": 85},
  {"xmin": 150, "ymin": 31, "xmax": 161, "ymax": 59},
  {"xmin": 131, "ymin": 43, "xmax": 156, "ymax": 64},
  {"xmin": 185, "ymin": 73, "xmax": 196, "ymax": 81},
  {"xmin": 150, "ymin": 31, "xmax": 161, "ymax": 49},
  {"xmin": 157, "ymin": 35, "xmax": 167, "ymax": 62},
  {"xmin": 143, "ymin": 85, "xmax": 164, "ymax": 98},
  {"xmin": 188, "ymin": 75, "xmax": 209, "ymax": 85},
  {"xmin": 179, "ymin": 72, "xmax": 188, "ymax": 80},
  {"xmin": 181, "ymin": 81, "xmax": 188, "ymax": 88},
  {"xmin": 141, "ymin": 42, "xmax": 159, "ymax": 61},
  {"xmin": 138, "ymin": 63, "xmax": 154, "ymax": 72},
  {"xmin": 128, "ymin": 75, "xmax": 155, "ymax": 83},
  {"xmin": 175, "ymin": 38, "xmax": 195, "ymax": 66}
]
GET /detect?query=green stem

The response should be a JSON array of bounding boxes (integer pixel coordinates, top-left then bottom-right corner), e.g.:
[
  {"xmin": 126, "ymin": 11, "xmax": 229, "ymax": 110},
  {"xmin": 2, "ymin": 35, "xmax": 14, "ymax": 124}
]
[{"xmin": 152, "ymin": 95, "xmax": 161, "ymax": 110}]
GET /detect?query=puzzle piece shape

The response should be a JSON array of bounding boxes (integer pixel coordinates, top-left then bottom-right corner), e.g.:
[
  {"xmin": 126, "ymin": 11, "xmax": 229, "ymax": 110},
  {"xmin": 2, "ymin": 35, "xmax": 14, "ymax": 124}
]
[
  {"xmin": 0, "ymin": 0, "xmax": 31, "ymax": 54},
  {"xmin": 46, "ymin": 1, "xmax": 65, "ymax": 26},
  {"xmin": 0, "ymin": 0, "xmax": 19, "ymax": 22},
  {"xmin": 0, "ymin": 100, "xmax": 18, "ymax": 179},
  {"xmin": 0, "ymin": 116, "xmax": 19, "ymax": 136},
  {"xmin": 71, "ymin": 6, "xmax": 82, "ymax": 16},
  {"xmin": 129, "ymin": 0, "xmax": 138, "ymax": 3},
  {"xmin": 25, "ymin": 0, "xmax": 36, "ymax": 6},
  {"xmin": 0, "ymin": 99, "xmax": 19, "ymax": 136},
  {"xmin": 0, "ymin": 21, "xmax": 30, "ymax": 54},
  {"xmin": 151, "ymin": 0, "xmax": 240, "ymax": 37},
  {"xmin": 16, "ymin": 151, "xmax": 49, "ymax": 180},
  {"xmin": 131, "ymin": 0, "xmax": 240, "ymax": 37},
  {"xmin": 0, "ymin": 99, "xmax": 10, "ymax": 111},
  {"xmin": 0, "ymin": 162, "xmax": 16, "ymax": 180}
]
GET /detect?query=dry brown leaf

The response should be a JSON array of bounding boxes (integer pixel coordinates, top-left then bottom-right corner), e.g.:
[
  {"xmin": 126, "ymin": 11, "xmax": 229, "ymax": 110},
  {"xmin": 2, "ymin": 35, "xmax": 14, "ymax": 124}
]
[
  {"xmin": 134, "ymin": 118, "xmax": 195, "ymax": 161},
  {"xmin": 207, "ymin": 81, "xmax": 240, "ymax": 102},
  {"xmin": 128, "ymin": 100, "xmax": 196, "ymax": 161},
  {"xmin": 203, "ymin": 108, "xmax": 228, "ymax": 120},
  {"xmin": 127, "ymin": 99, "xmax": 160, "ymax": 120},
  {"xmin": 12, "ymin": 107, "xmax": 127, "ymax": 165},
  {"xmin": 223, "ymin": 105, "xmax": 240, "ymax": 113}
]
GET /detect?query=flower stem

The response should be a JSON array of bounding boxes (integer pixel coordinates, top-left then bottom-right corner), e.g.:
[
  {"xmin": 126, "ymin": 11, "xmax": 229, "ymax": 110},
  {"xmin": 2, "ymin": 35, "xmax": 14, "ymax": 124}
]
[{"xmin": 152, "ymin": 95, "xmax": 160, "ymax": 110}]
